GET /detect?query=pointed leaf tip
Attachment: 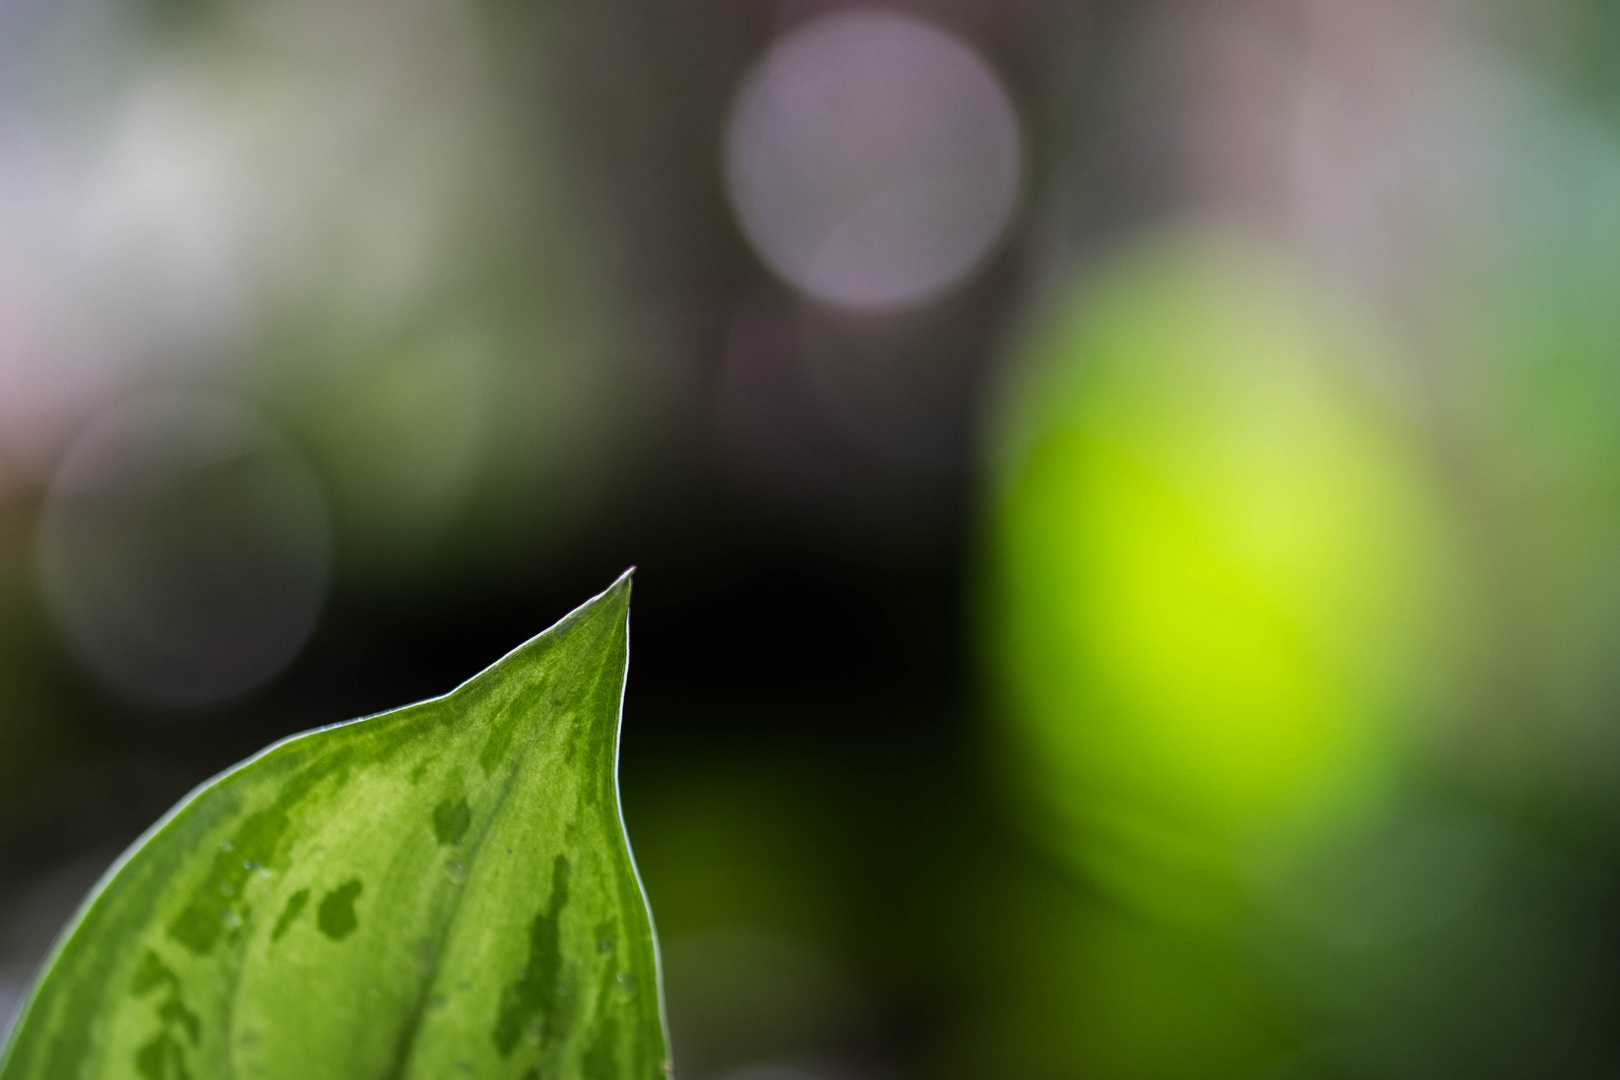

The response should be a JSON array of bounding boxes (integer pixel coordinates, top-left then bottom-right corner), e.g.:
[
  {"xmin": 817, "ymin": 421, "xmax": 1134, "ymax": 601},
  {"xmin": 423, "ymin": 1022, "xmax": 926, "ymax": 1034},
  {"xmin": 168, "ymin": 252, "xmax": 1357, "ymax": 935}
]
[{"xmin": 1, "ymin": 581, "xmax": 665, "ymax": 1080}]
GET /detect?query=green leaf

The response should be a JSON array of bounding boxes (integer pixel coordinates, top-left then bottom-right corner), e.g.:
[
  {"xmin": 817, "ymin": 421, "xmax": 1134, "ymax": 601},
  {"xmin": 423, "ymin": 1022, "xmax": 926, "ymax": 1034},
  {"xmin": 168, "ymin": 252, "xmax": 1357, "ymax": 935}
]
[{"xmin": 0, "ymin": 571, "xmax": 668, "ymax": 1080}]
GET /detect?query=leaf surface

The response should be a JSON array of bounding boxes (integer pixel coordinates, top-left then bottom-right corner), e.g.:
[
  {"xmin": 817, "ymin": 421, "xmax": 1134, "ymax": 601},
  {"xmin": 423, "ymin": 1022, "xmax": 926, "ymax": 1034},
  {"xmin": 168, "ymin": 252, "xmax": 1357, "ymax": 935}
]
[{"xmin": 1, "ymin": 572, "xmax": 667, "ymax": 1080}]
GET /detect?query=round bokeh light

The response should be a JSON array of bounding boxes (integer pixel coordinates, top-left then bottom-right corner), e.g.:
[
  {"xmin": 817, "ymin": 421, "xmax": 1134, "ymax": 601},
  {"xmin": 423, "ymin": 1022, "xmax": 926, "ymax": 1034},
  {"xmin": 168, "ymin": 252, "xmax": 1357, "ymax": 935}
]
[
  {"xmin": 37, "ymin": 393, "xmax": 332, "ymax": 708},
  {"xmin": 725, "ymin": 8, "xmax": 1021, "ymax": 311},
  {"xmin": 990, "ymin": 233, "xmax": 1476, "ymax": 909}
]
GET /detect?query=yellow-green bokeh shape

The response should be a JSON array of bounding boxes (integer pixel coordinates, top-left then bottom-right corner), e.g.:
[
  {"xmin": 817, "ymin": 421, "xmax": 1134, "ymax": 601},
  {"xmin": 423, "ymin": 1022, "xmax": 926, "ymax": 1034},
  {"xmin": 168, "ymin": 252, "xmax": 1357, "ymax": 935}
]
[{"xmin": 990, "ymin": 233, "xmax": 1471, "ymax": 900}]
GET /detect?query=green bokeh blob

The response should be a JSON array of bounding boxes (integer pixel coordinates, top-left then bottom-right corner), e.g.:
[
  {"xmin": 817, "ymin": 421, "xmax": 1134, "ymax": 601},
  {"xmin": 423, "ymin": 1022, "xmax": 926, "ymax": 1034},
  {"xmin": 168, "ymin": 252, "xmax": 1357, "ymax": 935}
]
[{"xmin": 990, "ymin": 232, "xmax": 1473, "ymax": 908}]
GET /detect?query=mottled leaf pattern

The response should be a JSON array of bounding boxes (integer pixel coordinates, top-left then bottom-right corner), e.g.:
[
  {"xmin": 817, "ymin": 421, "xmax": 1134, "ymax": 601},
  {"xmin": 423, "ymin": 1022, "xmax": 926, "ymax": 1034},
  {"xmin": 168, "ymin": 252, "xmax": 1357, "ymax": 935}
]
[{"xmin": 0, "ymin": 572, "xmax": 667, "ymax": 1080}]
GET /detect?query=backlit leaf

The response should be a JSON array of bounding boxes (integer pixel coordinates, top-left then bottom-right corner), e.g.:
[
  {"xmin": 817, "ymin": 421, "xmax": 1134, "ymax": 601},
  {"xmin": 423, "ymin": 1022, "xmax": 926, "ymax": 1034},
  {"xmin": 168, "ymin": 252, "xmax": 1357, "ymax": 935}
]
[{"xmin": 0, "ymin": 571, "xmax": 668, "ymax": 1080}]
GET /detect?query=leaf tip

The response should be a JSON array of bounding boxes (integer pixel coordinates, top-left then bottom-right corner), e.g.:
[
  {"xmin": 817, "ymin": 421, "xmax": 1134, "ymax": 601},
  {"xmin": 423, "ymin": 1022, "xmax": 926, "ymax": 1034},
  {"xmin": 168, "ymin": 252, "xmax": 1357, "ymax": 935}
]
[
  {"xmin": 592, "ymin": 567, "xmax": 635, "ymax": 615},
  {"xmin": 594, "ymin": 567, "xmax": 634, "ymax": 612}
]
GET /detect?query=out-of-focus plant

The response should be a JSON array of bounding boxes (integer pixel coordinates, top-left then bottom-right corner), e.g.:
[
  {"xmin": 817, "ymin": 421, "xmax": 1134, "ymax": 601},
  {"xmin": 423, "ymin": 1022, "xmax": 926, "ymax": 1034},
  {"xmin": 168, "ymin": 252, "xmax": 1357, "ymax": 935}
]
[
  {"xmin": 990, "ymin": 231, "xmax": 1476, "ymax": 893},
  {"xmin": 0, "ymin": 574, "xmax": 668, "ymax": 1080},
  {"xmin": 977, "ymin": 230, "xmax": 1482, "ymax": 1077}
]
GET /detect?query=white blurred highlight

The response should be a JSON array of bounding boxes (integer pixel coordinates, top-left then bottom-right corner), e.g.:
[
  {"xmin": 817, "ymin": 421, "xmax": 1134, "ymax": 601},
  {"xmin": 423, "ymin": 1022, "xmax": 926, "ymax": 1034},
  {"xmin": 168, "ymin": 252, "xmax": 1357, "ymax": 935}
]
[
  {"xmin": 0, "ymin": 0, "xmax": 497, "ymax": 486},
  {"xmin": 725, "ymin": 8, "xmax": 1021, "ymax": 311},
  {"xmin": 36, "ymin": 394, "xmax": 331, "ymax": 708},
  {"xmin": 0, "ymin": 84, "xmax": 247, "ymax": 480}
]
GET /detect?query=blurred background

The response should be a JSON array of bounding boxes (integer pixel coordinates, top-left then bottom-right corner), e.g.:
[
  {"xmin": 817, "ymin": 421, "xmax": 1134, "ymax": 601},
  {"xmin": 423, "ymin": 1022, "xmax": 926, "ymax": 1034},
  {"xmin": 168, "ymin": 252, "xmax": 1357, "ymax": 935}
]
[{"xmin": 5, "ymin": 0, "xmax": 1620, "ymax": 1076}]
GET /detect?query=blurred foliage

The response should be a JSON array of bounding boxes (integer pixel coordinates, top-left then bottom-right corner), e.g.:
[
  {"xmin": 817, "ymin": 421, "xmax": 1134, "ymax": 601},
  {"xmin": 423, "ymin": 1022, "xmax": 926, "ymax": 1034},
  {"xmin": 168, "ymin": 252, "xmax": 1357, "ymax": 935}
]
[{"xmin": 990, "ymin": 233, "xmax": 1476, "ymax": 900}]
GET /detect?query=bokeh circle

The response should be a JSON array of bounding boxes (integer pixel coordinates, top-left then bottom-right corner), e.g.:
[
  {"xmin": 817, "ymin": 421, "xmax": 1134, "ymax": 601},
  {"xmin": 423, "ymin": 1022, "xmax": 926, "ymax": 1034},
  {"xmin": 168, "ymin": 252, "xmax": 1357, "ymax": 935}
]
[
  {"xmin": 37, "ymin": 393, "xmax": 332, "ymax": 708},
  {"xmin": 725, "ymin": 8, "xmax": 1022, "ymax": 311}
]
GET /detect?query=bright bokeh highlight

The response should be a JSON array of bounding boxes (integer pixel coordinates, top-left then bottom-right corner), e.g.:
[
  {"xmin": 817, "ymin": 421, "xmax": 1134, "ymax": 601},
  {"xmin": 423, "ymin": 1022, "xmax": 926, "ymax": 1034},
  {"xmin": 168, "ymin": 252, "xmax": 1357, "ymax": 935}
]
[{"xmin": 991, "ymin": 232, "xmax": 1474, "ymax": 902}]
